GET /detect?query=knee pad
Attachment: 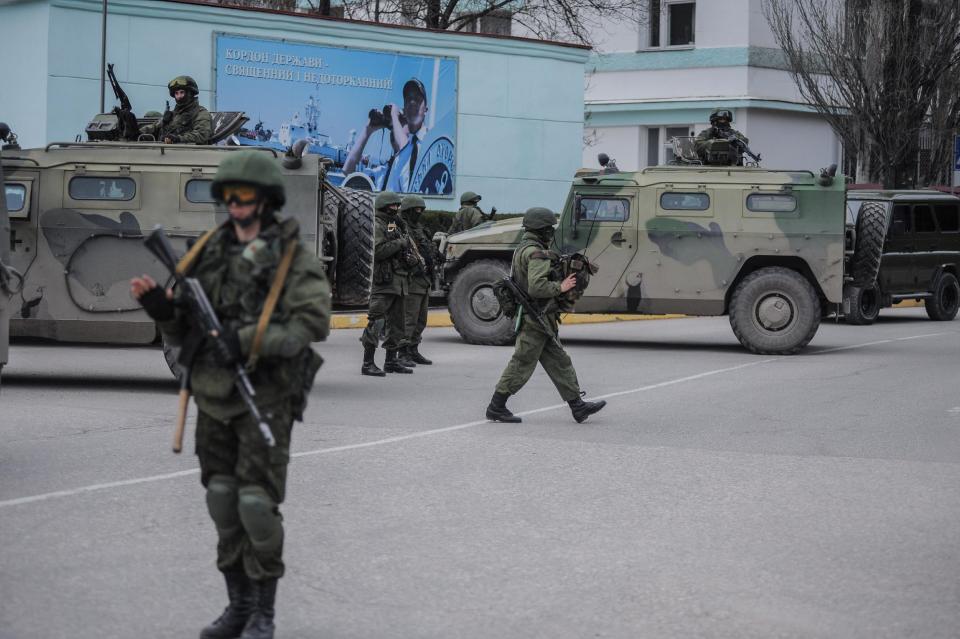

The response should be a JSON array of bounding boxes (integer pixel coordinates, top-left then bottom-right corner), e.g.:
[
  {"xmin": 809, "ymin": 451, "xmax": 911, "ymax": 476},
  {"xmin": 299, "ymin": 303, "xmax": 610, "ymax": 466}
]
[
  {"xmin": 206, "ymin": 475, "xmax": 240, "ymax": 536},
  {"xmin": 237, "ymin": 485, "xmax": 284, "ymax": 553}
]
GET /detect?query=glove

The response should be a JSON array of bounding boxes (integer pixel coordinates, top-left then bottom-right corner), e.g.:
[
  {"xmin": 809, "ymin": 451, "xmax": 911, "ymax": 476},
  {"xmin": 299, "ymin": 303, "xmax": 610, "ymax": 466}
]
[
  {"xmin": 139, "ymin": 286, "xmax": 174, "ymax": 322},
  {"xmin": 212, "ymin": 327, "xmax": 242, "ymax": 366}
]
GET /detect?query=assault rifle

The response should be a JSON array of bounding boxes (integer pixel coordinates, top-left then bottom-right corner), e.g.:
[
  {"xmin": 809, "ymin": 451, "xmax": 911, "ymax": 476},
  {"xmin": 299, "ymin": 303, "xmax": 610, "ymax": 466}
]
[
  {"xmin": 144, "ymin": 226, "xmax": 276, "ymax": 452},
  {"xmin": 500, "ymin": 276, "xmax": 563, "ymax": 349},
  {"xmin": 106, "ymin": 63, "xmax": 140, "ymax": 140},
  {"xmin": 720, "ymin": 130, "xmax": 761, "ymax": 165}
]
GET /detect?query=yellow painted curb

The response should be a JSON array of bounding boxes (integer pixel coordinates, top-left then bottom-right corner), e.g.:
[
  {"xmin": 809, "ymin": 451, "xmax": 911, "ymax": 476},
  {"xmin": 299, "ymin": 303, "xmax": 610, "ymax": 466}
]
[
  {"xmin": 331, "ymin": 310, "xmax": 684, "ymax": 330},
  {"xmin": 894, "ymin": 299, "xmax": 923, "ymax": 308}
]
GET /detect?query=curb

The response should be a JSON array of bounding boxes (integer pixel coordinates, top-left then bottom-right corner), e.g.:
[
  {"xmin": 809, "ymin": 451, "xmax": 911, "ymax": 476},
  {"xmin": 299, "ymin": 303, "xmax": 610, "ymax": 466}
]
[{"xmin": 331, "ymin": 310, "xmax": 684, "ymax": 330}]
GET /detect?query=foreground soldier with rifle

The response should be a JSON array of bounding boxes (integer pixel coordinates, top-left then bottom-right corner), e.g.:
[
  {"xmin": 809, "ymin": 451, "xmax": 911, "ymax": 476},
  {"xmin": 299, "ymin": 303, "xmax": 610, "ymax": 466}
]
[
  {"xmin": 130, "ymin": 150, "xmax": 330, "ymax": 639},
  {"xmin": 485, "ymin": 207, "xmax": 607, "ymax": 424}
]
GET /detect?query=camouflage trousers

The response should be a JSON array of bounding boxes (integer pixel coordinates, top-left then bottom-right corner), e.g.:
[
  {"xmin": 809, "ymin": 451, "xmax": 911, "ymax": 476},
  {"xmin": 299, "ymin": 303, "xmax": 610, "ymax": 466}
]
[
  {"xmin": 196, "ymin": 400, "xmax": 293, "ymax": 581},
  {"xmin": 495, "ymin": 315, "xmax": 581, "ymax": 401},
  {"xmin": 404, "ymin": 291, "xmax": 429, "ymax": 346},
  {"xmin": 361, "ymin": 292, "xmax": 406, "ymax": 350}
]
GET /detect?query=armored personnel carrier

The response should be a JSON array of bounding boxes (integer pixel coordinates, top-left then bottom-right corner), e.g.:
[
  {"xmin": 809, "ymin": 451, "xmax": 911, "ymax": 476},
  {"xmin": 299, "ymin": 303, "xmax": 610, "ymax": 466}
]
[{"xmin": 440, "ymin": 165, "xmax": 887, "ymax": 355}]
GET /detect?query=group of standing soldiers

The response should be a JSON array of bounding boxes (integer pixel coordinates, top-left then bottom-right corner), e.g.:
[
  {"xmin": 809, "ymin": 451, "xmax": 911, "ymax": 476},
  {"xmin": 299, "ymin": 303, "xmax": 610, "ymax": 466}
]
[{"xmin": 360, "ymin": 191, "xmax": 439, "ymax": 376}]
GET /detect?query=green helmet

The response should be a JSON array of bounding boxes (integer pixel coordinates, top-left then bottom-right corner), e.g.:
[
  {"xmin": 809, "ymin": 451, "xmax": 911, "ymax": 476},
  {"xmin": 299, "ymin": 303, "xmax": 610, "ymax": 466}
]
[
  {"xmin": 522, "ymin": 207, "xmax": 556, "ymax": 230},
  {"xmin": 375, "ymin": 191, "xmax": 402, "ymax": 211},
  {"xmin": 400, "ymin": 195, "xmax": 426, "ymax": 212},
  {"xmin": 460, "ymin": 191, "xmax": 481, "ymax": 205},
  {"xmin": 143, "ymin": 110, "xmax": 162, "ymax": 118},
  {"xmin": 709, "ymin": 109, "xmax": 733, "ymax": 125},
  {"xmin": 210, "ymin": 150, "xmax": 286, "ymax": 207},
  {"xmin": 168, "ymin": 75, "xmax": 199, "ymax": 98}
]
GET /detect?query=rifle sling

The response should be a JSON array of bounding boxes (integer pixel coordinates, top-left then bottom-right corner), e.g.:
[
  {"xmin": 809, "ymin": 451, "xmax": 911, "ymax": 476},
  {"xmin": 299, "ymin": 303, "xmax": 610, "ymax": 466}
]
[{"xmin": 247, "ymin": 238, "xmax": 298, "ymax": 371}]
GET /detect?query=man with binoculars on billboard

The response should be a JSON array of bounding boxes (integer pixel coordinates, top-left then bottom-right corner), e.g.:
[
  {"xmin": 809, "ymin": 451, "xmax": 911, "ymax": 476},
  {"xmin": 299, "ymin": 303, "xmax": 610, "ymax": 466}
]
[{"xmin": 343, "ymin": 78, "xmax": 428, "ymax": 192}]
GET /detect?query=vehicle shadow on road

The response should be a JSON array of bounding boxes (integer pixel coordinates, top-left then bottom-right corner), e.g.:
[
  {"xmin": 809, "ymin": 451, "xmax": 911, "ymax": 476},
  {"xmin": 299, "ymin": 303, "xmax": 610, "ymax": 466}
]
[{"xmin": 2, "ymin": 375, "xmax": 178, "ymax": 392}]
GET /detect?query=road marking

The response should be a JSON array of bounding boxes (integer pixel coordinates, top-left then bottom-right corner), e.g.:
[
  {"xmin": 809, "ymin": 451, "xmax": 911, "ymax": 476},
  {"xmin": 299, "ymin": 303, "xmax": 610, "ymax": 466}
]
[{"xmin": 0, "ymin": 332, "xmax": 949, "ymax": 510}]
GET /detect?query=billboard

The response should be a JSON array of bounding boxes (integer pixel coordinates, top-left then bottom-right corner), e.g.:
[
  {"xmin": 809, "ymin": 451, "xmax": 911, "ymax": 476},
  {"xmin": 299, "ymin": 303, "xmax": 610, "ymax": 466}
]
[{"xmin": 215, "ymin": 34, "xmax": 458, "ymax": 195}]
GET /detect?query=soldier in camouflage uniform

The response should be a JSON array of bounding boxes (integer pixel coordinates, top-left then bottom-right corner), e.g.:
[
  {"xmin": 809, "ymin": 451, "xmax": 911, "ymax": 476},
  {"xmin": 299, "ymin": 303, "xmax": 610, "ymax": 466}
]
[
  {"xmin": 361, "ymin": 191, "xmax": 418, "ymax": 376},
  {"xmin": 139, "ymin": 75, "xmax": 213, "ymax": 145},
  {"xmin": 131, "ymin": 150, "xmax": 330, "ymax": 639},
  {"xmin": 694, "ymin": 109, "xmax": 748, "ymax": 166},
  {"xmin": 448, "ymin": 191, "xmax": 489, "ymax": 234},
  {"xmin": 399, "ymin": 194, "xmax": 436, "ymax": 365},
  {"xmin": 486, "ymin": 207, "xmax": 607, "ymax": 424}
]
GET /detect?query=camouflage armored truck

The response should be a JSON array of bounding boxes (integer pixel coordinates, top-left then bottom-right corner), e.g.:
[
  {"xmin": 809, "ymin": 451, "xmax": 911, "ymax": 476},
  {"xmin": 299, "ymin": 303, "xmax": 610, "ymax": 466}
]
[
  {"xmin": 0, "ymin": 136, "xmax": 374, "ymax": 372},
  {"xmin": 0, "ymin": 123, "xmax": 18, "ymax": 382},
  {"xmin": 441, "ymin": 165, "xmax": 886, "ymax": 355}
]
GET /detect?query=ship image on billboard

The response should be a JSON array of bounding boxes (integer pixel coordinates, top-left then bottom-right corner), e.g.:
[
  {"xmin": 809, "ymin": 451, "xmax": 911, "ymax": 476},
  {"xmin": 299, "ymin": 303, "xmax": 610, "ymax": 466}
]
[{"xmin": 216, "ymin": 34, "xmax": 458, "ymax": 195}]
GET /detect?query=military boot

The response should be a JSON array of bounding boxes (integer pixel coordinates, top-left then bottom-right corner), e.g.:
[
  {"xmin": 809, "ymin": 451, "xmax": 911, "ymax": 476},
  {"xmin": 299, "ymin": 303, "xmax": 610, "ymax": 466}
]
[
  {"xmin": 486, "ymin": 392, "xmax": 521, "ymax": 423},
  {"xmin": 239, "ymin": 578, "xmax": 277, "ymax": 639},
  {"xmin": 568, "ymin": 397, "xmax": 607, "ymax": 423},
  {"xmin": 383, "ymin": 349, "xmax": 413, "ymax": 374},
  {"xmin": 200, "ymin": 571, "xmax": 254, "ymax": 639},
  {"xmin": 361, "ymin": 345, "xmax": 385, "ymax": 377},
  {"xmin": 397, "ymin": 345, "xmax": 417, "ymax": 368},
  {"xmin": 409, "ymin": 345, "xmax": 433, "ymax": 365}
]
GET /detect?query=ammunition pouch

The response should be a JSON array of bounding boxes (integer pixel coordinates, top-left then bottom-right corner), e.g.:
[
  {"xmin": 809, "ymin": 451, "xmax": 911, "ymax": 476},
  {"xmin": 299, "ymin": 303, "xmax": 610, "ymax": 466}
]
[
  {"xmin": 493, "ymin": 278, "xmax": 520, "ymax": 319},
  {"xmin": 374, "ymin": 260, "xmax": 394, "ymax": 285}
]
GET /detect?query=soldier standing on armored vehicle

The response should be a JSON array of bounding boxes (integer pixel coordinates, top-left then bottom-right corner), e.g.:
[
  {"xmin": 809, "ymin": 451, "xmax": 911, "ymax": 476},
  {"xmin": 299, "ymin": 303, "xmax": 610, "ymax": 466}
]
[
  {"xmin": 448, "ymin": 191, "xmax": 493, "ymax": 234},
  {"xmin": 485, "ymin": 207, "xmax": 607, "ymax": 424},
  {"xmin": 139, "ymin": 75, "xmax": 213, "ymax": 144},
  {"xmin": 695, "ymin": 109, "xmax": 749, "ymax": 166},
  {"xmin": 130, "ymin": 150, "xmax": 330, "ymax": 639},
  {"xmin": 361, "ymin": 191, "xmax": 418, "ymax": 376},
  {"xmin": 399, "ymin": 195, "xmax": 436, "ymax": 366}
]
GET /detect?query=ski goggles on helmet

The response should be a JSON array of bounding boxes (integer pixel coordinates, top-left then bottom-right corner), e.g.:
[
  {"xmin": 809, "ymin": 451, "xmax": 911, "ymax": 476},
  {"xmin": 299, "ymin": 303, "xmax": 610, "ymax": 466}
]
[{"xmin": 218, "ymin": 184, "xmax": 260, "ymax": 206}]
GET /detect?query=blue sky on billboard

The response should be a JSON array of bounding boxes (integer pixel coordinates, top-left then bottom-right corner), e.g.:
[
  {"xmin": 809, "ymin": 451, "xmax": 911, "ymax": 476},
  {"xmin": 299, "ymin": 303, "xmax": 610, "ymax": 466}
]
[{"xmin": 215, "ymin": 34, "xmax": 458, "ymax": 195}]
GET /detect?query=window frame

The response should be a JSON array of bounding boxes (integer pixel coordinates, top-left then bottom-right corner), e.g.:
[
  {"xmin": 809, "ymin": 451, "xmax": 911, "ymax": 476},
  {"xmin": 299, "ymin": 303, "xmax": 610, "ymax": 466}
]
[
  {"xmin": 577, "ymin": 196, "xmax": 632, "ymax": 224},
  {"xmin": 642, "ymin": 0, "xmax": 696, "ymax": 50},
  {"xmin": 745, "ymin": 193, "xmax": 798, "ymax": 214},
  {"xmin": 63, "ymin": 171, "xmax": 141, "ymax": 210},
  {"xmin": 68, "ymin": 176, "xmax": 137, "ymax": 201},
  {"xmin": 4, "ymin": 181, "xmax": 30, "ymax": 220},
  {"xmin": 657, "ymin": 189, "xmax": 712, "ymax": 217}
]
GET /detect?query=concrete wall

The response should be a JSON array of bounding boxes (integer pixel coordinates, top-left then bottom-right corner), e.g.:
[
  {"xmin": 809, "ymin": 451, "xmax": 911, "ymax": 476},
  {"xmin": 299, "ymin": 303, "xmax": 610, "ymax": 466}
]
[
  {"xmin": 0, "ymin": 2, "xmax": 50, "ymax": 146},
  {"xmin": 1, "ymin": 0, "xmax": 590, "ymax": 212},
  {"xmin": 739, "ymin": 109, "xmax": 839, "ymax": 172}
]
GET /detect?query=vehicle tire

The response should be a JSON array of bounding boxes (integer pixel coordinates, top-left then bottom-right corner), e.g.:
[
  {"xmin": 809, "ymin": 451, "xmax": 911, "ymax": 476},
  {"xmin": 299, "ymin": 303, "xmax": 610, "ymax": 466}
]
[
  {"xmin": 849, "ymin": 201, "xmax": 887, "ymax": 287},
  {"xmin": 924, "ymin": 272, "xmax": 960, "ymax": 321},
  {"xmin": 162, "ymin": 338, "xmax": 184, "ymax": 381},
  {"xmin": 844, "ymin": 283, "xmax": 881, "ymax": 325},
  {"xmin": 333, "ymin": 187, "xmax": 376, "ymax": 306},
  {"xmin": 729, "ymin": 266, "xmax": 821, "ymax": 355},
  {"xmin": 448, "ymin": 259, "xmax": 515, "ymax": 345}
]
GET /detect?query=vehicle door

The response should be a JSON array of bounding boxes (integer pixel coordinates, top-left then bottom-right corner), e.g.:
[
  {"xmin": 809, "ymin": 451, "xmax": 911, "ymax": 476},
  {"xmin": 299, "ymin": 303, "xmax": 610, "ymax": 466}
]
[
  {"xmin": 557, "ymin": 190, "xmax": 639, "ymax": 297},
  {"xmin": 880, "ymin": 204, "xmax": 914, "ymax": 293},
  {"xmin": 934, "ymin": 202, "xmax": 960, "ymax": 277},
  {"xmin": 911, "ymin": 203, "xmax": 939, "ymax": 291}
]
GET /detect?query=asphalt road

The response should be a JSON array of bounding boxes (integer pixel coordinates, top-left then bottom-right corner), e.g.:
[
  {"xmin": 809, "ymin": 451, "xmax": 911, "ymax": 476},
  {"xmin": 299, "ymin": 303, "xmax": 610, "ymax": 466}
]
[{"xmin": 1, "ymin": 308, "xmax": 959, "ymax": 639}]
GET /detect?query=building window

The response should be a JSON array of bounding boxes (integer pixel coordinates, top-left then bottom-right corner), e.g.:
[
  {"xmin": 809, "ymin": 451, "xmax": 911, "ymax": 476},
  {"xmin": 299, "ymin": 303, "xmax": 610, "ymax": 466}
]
[
  {"xmin": 661, "ymin": 192, "xmax": 710, "ymax": 210},
  {"xmin": 646, "ymin": 0, "xmax": 695, "ymax": 48},
  {"xmin": 647, "ymin": 128, "xmax": 660, "ymax": 166},
  {"xmin": 460, "ymin": 10, "xmax": 512, "ymax": 36},
  {"xmin": 645, "ymin": 125, "xmax": 696, "ymax": 166},
  {"xmin": 68, "ymin": 177, "xmax": 136, "ymax": 201},
  {"xmin": 185, "ymin": 179, "xmax": 215, "ymax": 203}
]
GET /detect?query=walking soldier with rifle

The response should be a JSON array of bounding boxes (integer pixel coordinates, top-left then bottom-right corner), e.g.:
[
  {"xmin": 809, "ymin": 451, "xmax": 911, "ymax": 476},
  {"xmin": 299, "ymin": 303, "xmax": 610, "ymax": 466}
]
[
  {"xmin": 130, "ymin": 150, "xmax": 330, "ymax": 639},
  {"xmin": 485, "ymin": 207, "xmax": 607, "ymax": 424},
  {"xmin": 399, "ymin": 194, "xmax": 437, "ymax": 366}
]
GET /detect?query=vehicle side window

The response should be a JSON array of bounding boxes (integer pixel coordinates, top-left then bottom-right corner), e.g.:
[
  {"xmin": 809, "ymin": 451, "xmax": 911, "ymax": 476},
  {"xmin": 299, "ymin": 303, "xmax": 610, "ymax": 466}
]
[
  {"xmin": 185, "ymin": 179, "xmax": 215, "ymax": 203},
  {"xmin": 4, "ymin": 183, "xmax": 25, "ymax": 212},
  {"xmin": 68, "ymin": 177, "xmax": 136, "ymax": 201},
  {"xmin": 660, "ymin": 192, "xmax": 709, "ymax": 211},
  {"xmin": 914, "ymin": 204, "xmax": 937, "ymax": 233},
  {"xmin": 935, "ymin": 204, "xmax": 959, "ymax": 232},
  {"xmin": 890, "ymin": 205, "xmax": 911, "ymax": 235},
  {"xmin": 746, "ymin": 194, "xmax": 797, "ymax": 212},
  {"xmin": 579, "ymin": 197, "xmax": 630, "ymax": 222}
]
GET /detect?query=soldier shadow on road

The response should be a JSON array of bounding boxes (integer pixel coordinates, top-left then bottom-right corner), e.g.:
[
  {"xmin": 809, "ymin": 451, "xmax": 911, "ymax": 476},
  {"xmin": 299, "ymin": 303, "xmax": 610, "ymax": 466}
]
[
  {"xmin": 2, "ymin": 374, "xmax": 178, "ymax": 392},
  {"xmin": 427, "ymin": 333, "xmax": 749, "ymax": 354}
]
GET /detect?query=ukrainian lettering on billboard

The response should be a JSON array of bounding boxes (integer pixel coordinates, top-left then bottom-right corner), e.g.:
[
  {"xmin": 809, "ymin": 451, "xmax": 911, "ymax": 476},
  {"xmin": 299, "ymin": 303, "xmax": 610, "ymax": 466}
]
[{"xmin": 215, "ymin": 34, "xmax": 458, "ymax": 196}]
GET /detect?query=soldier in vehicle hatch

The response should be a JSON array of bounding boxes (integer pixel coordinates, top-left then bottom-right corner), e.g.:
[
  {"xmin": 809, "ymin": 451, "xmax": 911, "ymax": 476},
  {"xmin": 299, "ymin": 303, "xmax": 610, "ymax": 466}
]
[
  {"xmin": 361, "ymin": 191, "xmax": 419, "ymax": 376},
  {"xmin": 399, "ymin": 194, "xmax": 437, "ymax": 366},
  {"xmin": 130, "ymin": 151, "xmax": 330, "ymax": 639},
  {"xmin": 485, "ymin": 207, "xmax": 607, "ymax": 424},
  {"xmin": 448, "ymin": 191, "xmax": 493, "ymax": 234},
  {"xmin": 695, "ymin": 109, "xmax": 749, "ymax": 166},
  {"xmin": 139, "ymin": 75, "xmax": 213, "ymax": 145}
]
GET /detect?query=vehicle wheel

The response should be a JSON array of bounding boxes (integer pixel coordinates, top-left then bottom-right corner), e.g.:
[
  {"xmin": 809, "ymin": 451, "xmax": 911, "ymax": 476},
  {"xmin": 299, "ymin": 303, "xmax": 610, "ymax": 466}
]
[
  {"xmin": 849, "ymin": 201, "xmax": 887, "ymax": 287},
  {"xmin": 924, "ymin": 272, "xmax": 960, "ymax": 321},
  {"xmin": 844, "ymin": 283, "xmax": 881, "ymax": 325},
  {"xmin": 729, "ymin": 266, "xmax": 821, "ymax": 355},
  {"xmin": 448, "ymin": 259, "xmax": 515, "ymax": 345},
  {"xmin": 333, "ymin": 187, "xmax": 375, "ymax": 306},
  {"xmin": 162, "ymin": 338, "xmax": 184, "ymax": 381}
]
